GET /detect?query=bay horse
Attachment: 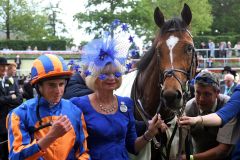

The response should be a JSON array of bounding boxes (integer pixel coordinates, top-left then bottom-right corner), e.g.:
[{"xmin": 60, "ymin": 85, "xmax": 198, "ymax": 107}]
[{"xmin": 131, "ymin": 3, "xmax": 198, "ymax": 160}]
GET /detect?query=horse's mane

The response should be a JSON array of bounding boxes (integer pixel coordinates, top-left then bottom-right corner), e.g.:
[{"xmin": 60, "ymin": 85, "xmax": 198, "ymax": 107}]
[
  {"xmin": 137, "ymin": 17, "xmax": 188, "ymax": 72},
  {"xmin": 137, "ymin": 40, "xmax": 157, "ymax": 72}
]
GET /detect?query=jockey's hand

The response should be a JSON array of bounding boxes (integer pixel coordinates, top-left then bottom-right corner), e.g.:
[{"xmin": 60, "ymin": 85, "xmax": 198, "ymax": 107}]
[
  {"xmin": 47, "ymin": 115, "xmax": 72, "ymax": 140},
  {"xmin": 147, "ymin": 114, "xmax": 167, "ymax": 138},
  {"xmin": 178, "ymin": 115, "xmax": 201, "ymax": 126}
]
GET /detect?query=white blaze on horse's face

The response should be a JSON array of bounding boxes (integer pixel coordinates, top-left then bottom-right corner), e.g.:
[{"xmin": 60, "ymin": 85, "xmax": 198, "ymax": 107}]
[{"xmin": 166, "ymin": 35, "xmax": 179, "ymax": 69}]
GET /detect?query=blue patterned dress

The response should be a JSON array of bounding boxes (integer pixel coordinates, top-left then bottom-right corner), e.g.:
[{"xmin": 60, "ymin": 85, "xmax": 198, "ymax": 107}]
[{"xmin": 71, "ymin": 95, "xmax": 137, "ymax": 160}]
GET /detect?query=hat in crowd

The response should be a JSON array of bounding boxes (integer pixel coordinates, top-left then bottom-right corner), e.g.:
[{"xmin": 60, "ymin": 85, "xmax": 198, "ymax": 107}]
[
  {"xmin": 81, "ymin": 19, "xmax": 136, "ymax": 76},
  {"xmin": 222, "ymin": 66, "xmax": 237, "ymax": 77},
  {"xmin": 194, "ymin": 70, "xmax": 219, "ymax": 88},
  {"xmin": 223, "ymin": 66, "xmax": 231, "ymax": 72},
  {"xmin": 0, "ymin": 57, "xmax": 10, "ymax": 65}
]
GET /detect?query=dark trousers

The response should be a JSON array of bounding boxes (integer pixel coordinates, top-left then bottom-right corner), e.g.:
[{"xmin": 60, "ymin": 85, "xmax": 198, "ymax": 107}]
[{"xmin": 0, "ymin": 133, "xmax": 8, "ymax": 160}]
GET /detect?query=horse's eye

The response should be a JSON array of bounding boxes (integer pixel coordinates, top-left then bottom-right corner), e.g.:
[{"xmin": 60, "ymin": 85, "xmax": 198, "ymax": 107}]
[{"xmin": 186, "ymin": 45, "xmax": 194, "ymax": 54}]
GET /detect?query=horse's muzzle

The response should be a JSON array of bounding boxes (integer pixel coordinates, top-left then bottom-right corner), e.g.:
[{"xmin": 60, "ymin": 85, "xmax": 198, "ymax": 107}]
[{"xmin": 162, "ymin": 89, "xmax": 183, "ymax": 110}]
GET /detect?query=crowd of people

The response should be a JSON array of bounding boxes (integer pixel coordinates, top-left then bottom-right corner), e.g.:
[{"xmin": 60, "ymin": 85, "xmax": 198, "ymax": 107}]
[
  {"xmin": 198, "ymin": 40, "xmax": 240, "ymax": 58},
  {"xmin": 1, "ymin": 29, "xmax": 240, "ymax": 160},
  {"xmin": 0, "ymin": 58, "xmax": 23, "ymax": 160},
  {"xmin": 1, "ymin": 45, "xmax": 240, "ymax": 160},
  {"xmin": 0, "ymin": 23, "xmax": 166, "ymax": 160}
]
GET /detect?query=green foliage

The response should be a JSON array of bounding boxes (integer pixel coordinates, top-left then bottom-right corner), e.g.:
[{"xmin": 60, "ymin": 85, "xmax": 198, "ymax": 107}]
[
  {"xmin": 126, "ymin": 0, "xmax": 155, "ymax": 41},
  {"xmin": 0, "ymin": 0, "xmax": 50, "ymax": 40},
  {"xmin": 187, "ymin": 0, "xmax": 213, "ymax": 35},
  {"xmin": 0, "ymin": 40, "xmax": 66, "ymax": 50},
  {"xmin": 74, "ymin": 0, "xmax": 213, "ymax": 43},
  {"xmin": 59, "ymin": 36, "xmax": 74, "ymax": 47},
  {"xmin": 129, "ymin": 0, "xmax": 213, "ymax": 39},
  {"xmin": 11, "ymin": 13, "xmax": 49, "ymax": 40},
  {"xmin": 79, "ymin": 41, "xmax": 88, "ymax": 47},
  {"xmin": 0, "ymin": 0, "xmax": 69, "ymax": 41},
  {"xmin": 193, "ymin": 36, "xmax": 214, "ymax": 47},
  {"xmin": 209, "ymin": 0, "xmax": 240, "ymax": 34},
  {"xmin": 74, "ymin": 0, "xmax": 137, "ymax": 35}
]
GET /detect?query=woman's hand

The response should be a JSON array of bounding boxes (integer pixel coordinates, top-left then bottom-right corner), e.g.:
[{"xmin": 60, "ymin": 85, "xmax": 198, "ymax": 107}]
[
  {"xmin": 179, "ymin": 115, "xmax": 202, "ymax": 126},
  {"xmin": 146, "ymin": 114, "xmax": 168, "ymax": 138}
]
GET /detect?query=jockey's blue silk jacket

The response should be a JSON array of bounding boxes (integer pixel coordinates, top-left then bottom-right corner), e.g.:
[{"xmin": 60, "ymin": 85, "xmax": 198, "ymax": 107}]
[{"xmin": 7, "ymin": 97, "xmax": 90, "ymax": 160}]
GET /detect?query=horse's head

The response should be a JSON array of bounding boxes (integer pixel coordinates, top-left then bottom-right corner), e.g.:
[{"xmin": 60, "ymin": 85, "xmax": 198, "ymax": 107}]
[
  {"xmin": 153, "ymin": 4, "xmax": 197, "ymax": 111},
  {"xmin": 133, "ymin": 3, "xmax": 197, "ymax": 117}
]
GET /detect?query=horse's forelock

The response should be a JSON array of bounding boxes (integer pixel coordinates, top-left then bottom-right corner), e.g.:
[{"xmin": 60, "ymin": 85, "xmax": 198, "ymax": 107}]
[{"xmin": 160, "ymin": 17, "xmax": 187, "ymax": 35}]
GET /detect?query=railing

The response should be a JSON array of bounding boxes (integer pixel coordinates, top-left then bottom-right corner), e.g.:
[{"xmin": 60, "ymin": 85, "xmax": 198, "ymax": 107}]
[
  {"xmin": 195, "ymin": 48, "xmax": 238, "ymax": 58},
  {"xmin": 0, "ymin": 50, "xmax": 81, "ymax": 55},
  {"xmin": 196, "ymin": 48, "xmax": 240, "ymax": 72},
  {"xmin": 198, "ymin": 58, "xmax": 240, "ymax": 72},
  {"xmin": 2, "ymin": 49, "xmax": 240, "ymax": 74}
]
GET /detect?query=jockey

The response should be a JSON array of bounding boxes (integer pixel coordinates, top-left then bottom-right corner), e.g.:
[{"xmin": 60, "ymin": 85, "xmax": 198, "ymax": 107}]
[{"xmin": 7, "ymin": 54, "xmax": 90, "ymax": 160}]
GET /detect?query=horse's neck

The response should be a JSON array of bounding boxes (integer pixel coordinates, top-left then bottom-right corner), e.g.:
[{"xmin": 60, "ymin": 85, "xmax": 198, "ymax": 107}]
[{"xmin": 134, "ymin": 67, "xmax": 167, "ymax": 118}]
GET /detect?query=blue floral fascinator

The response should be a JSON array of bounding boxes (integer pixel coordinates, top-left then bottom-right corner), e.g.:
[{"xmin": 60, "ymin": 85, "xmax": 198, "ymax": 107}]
[{"xmin": 81, "ymin": 19, "xmax": 135, "ymax": 76}]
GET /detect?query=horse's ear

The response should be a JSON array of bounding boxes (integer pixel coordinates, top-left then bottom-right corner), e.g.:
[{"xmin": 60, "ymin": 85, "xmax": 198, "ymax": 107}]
[
  {"xmin": 154, "ymin": 7, "xmax": 164, "ymax": 28},
  {"xmin": 181, "ymin": 3, "xmax": 192, "ymax": 26}
]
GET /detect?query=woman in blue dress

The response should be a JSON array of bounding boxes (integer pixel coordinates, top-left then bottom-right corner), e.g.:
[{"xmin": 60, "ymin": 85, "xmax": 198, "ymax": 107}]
[{"xmin": 70, "ymin": 24, "xmax": 166, "ymax": 160}]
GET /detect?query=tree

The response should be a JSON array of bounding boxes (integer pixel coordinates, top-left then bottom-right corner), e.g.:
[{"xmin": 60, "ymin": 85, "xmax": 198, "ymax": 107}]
[
  {"xmin": 128, "ymin": 0, "xmax": 213, "ymax": 38},
  {"xmin": 11, "ymin": 11, "xmax": 48, "ymax": 40},
  {"xmin": 44, "ymin": 1, "xmax": 67, "ymax": 38},
  {"xmin": 0, "ymin": 0, "xmax": 48, "ymax": 40},
  {"xmin": 74, "ymin": 0, "xmax": 213, "ymax": 42},
  {"xmin": 74, "ymin": 0, "xmax": 137, "ymax": 38},
  {"xmin": 209, "ymin": 0, "xmax": 240, "ymax": 34},
  {"xmin": 59, "ymin": 36, "xmax": 74, "ymax": 47}
]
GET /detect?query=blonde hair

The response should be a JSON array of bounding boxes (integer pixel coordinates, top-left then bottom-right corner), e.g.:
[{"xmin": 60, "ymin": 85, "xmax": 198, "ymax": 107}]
[{"xmin": 85, "ymin": 60, "xmax": 123, "ymax": 91}]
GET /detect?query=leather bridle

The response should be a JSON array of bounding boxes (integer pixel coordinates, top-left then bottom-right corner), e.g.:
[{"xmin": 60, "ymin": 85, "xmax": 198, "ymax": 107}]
[{"xmin": 133, "ymin": 28, "xmax": 198, "ymax": 160}]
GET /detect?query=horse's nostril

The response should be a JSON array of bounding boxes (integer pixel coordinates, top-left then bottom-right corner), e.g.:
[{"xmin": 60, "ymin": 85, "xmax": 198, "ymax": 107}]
[
  {"xmin": 163, "ymin": 90, "xmax": 177, "ymax": 101},
  {"xmin": 163, "ymin": 90, "xmax": 182, "ymax": 102},
  {"xmin": 176, "ymin": 90, "xmax": 182, "ymax": 99}
]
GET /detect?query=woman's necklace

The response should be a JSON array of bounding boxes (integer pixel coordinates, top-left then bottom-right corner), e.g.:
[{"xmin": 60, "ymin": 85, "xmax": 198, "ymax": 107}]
[
  {"xmin": 99, "ymin": 103, "xmax": 116, "ymax": 113},
  {"xmin": 96, "ymin": 94, "xmax": 116, "ymax": 114}
]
